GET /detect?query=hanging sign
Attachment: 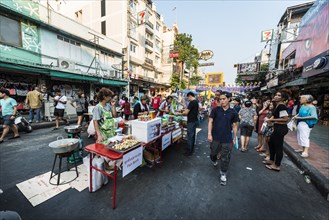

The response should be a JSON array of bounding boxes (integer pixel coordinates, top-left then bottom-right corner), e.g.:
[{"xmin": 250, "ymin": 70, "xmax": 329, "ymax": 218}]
[
  {"xmin": 261, "ymin": 29, "xmax": 274, "ymax": 42},
  {"xmin": 199, "ymin": 50, "xmax": 214, "ymax": 60},
  {"xmin": 137, "ymin": 10, "xmax": 147, "ymax": 25}
]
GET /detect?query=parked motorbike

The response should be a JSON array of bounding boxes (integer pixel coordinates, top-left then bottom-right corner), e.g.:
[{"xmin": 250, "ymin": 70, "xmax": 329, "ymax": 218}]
[{"xmin": 14, "ymin": 113, "xmax": 33, "ymax": 133}]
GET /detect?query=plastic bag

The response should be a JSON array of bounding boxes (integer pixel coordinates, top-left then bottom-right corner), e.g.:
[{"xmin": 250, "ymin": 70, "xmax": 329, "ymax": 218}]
[
  {"xmin": 87, "ymin": 120, "xmax": 95, "ymax": 135},
  {"xmin": 260, "ymin": 121, "xmax": 267, "ymax": 134},
  {"xmin": 83, "ymin": 156, "xmax": 107, "ymax": 192},
  {"xmin": 287, "ymin": 120, "xmax": 296, "ymax": 131}
]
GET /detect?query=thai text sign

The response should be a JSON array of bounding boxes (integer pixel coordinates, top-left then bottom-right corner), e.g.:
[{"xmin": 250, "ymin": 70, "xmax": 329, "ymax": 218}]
[
  {"xmin": 237, "ymin": 62, "xmax": 260, "ymax": 75},
  {"xmin": 122, "ymin": 146, "xmax": 143, "ymax": 177},
  {"xmin": 261, "ymin": 29, "xmax": 274, "ymax": 42},
  {"xmin": 162, "ymin": 132, "xmax": 172, "ymax": 151}
]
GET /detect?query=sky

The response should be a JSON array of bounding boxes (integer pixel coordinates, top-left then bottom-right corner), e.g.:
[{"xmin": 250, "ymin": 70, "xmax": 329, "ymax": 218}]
[{"xmin": 154, "ymin": 0, "xmax": 310, "ymax": 84}]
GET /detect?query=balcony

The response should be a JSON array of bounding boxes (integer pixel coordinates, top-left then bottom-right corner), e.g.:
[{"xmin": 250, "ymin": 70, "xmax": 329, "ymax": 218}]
[
  {"xmin": 145, "ymin": 39, "xmax": 153, "ymax": 48},
  {"xmin": 146, "ymin": 21, "xmax": 154, "ymax": 29},
  {"xmin": 145, "ymin": 57, "xmax": 153, "ymax": 66}
]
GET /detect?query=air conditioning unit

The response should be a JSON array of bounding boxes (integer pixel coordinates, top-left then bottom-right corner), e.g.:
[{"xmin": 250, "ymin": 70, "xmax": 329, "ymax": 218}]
[
  {"xmin": 109, "ymin": 70, "xmax": 116, "ymax": 77},
  {"xmin": 58, "ymin": 58, "xmax": 75, "ymax": 70}
]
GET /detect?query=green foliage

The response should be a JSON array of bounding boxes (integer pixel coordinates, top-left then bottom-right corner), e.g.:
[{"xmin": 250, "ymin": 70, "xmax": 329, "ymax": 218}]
[
  {"xmin": 189, "ymin": 75, "xmax": 203, "ymax": 86},
  {"xmin": 170, "ymin": 73, "xmax": 180, "ymax": 89},
  {"xmin": 174, "ymin": 33, "xmax": 199, "ymax": 74}
]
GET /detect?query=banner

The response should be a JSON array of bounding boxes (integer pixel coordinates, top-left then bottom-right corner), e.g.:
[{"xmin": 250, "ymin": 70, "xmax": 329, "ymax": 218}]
[
  {"xmin": 261, "ymin": 29, "xmax": 274, "ymax": 42},
  {"xmin": 237, "ymin": 62, "xmax": 260, "ymax": 75}
]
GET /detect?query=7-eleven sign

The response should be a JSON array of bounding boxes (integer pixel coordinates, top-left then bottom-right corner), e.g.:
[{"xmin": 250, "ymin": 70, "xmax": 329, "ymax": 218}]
[
  {"xmin": 261, "ymin": 29, "xmax": 274, "ymax": 42},
  {"xmin": 137, "ymin": 10, "xmax": 147, "ymax": 25}
]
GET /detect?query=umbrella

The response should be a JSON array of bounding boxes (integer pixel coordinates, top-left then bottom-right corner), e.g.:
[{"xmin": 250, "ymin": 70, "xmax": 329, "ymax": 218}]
[{"xmin": 200, "ymin": 91, "xmax": 215, "ymax": 99}]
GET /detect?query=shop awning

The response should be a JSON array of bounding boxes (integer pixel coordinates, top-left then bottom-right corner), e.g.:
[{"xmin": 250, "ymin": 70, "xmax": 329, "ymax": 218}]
[
  {"xmin": 100, "ymin": 79, "xmax": 128, "ymax": 86},
  {"xmin": 0, "ymin": 62, "xmax": 49, "ymax": 75},
  {"xmin": 283, "ymin": 78, "xmax": 308, "ymax": 87},
  {"xmin": 50, "ymin": 70, "xmax": 99, "ymax": 82}
]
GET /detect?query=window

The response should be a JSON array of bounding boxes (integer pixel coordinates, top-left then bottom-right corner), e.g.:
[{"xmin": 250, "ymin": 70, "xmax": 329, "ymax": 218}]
[
  {"xmin": 0, "ymin": 15, "xmax": 21, "ymax": 47},
  {"xmin": 57, "ymin": 35, "xmax": 81, "ymax": 61},
  {"xmin": 156, "ymin": 23, "xmax": 160, "ymax": 31},
  {"xmin": 129, "ymin": 0, "xmax": 136, "ymax": 12},
  {"xmin": 155, "ymin": 56, "xmax": 159, "ymax": 64},
  {"xmin": 101, "ymin": 0, "xmax": 106, "ymax": 17},
  {"xmin": 146, "ymin": 32, "xmax": 152, "ymax": 40},
  {"xmin": 101, "ymin": 21, "xmax": 106, "ymax": 35},
  {"xmin": 130, "ymin": 44, "xmax": 137, "ymax": 53}
]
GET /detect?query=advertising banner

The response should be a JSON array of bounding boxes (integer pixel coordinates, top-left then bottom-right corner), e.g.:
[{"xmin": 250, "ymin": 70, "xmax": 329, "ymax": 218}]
[
  {"xmin": 282, "ymin": 0, "xmax": 329, "ymax": 68},
  {"xmin": 122, "ymin": 146, "xmax": 143, "ymax": 177},
  {"xmin": 206, "ymin": 72, "xmax": 224, "ymax": 85}
]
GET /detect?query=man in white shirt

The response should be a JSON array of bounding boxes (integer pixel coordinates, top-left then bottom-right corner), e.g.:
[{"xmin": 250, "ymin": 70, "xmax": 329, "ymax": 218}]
[{"xmin": 53, "ymin": 89, "xmax": 69, "ymax": 130}]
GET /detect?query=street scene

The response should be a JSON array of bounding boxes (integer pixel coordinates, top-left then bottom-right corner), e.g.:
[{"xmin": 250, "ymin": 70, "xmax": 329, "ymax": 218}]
[{"xmin": 1, "ymin": 0, "xmax": 329, "ymax": 219}]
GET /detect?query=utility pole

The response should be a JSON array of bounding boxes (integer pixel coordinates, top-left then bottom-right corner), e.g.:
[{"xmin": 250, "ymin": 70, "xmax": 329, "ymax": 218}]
[{"xmin": 87, "ymin": 32, "xmax": 105, "ymax": 77}]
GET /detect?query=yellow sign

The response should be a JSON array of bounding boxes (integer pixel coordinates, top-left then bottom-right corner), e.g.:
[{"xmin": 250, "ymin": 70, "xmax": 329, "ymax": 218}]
[{"xmin": 206, "ymin": 72, "xmax": 224, "ymax": 86}]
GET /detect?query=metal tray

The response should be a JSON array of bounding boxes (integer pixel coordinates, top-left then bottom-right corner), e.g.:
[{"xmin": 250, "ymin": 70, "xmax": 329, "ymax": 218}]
[{"xmin": 106, "ymin": 142, "xmax": 141, "ymax": 154}]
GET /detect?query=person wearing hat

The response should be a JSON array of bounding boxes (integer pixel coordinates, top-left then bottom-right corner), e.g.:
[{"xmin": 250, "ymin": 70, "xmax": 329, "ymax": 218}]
[
  {"xmin": 0, "ymin": 89, "xmax": 20, "ymax": 143},
  {"xmin": 239, "ymin": 100, "xmax": 258, "ymax": 152},
  {"xmin": 208, "ymin": 91, "xmax": 239, "ymax": 186}
]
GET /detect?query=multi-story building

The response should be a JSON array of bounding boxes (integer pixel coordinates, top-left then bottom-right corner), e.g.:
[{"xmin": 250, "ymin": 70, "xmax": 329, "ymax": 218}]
[
  {"xmin": 47, "ymin": 0, "xmax": 171, "ymax": 97},
  {"xmin": 0, "ymin": 0, "xmax": 126, "ymax": 116}
]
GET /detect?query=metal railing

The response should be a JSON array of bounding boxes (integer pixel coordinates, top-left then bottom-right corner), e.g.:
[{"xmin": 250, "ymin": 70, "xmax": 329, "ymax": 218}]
[
  {"xmin": 145, "ymin": 39, "xmax": 153, "ymax": 48},
  {"xmin": 145, "ymin": 57, "xmax": 153, "ymax": 65}
]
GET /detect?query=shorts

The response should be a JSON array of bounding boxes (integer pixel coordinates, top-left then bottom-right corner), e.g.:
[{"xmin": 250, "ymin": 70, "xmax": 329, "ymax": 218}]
[
  {"xmin": 54, "ymin": 108, "xmax": 65, "ymax": 117},
  {"xmin": 3, "ymin": 115, "xmax": 15, "ymax": 126},
  {"xmin": 77, "ymin": 111, "xmax": 85, "ymax": 116},
  {"xmin": 240, "ymin": 123, "xmax": 254, "ymax": 137}
]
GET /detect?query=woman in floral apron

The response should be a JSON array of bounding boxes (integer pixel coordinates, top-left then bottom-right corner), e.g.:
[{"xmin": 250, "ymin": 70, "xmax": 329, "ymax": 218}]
[{"xmin": 93, "ymin": 88, "xmax": 117, "ymax": 144}]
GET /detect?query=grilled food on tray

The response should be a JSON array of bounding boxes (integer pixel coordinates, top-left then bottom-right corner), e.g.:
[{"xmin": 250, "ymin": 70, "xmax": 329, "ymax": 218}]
[{"xmin": 112, "ymin": 139, "xmax": 140, "ymax": 150}]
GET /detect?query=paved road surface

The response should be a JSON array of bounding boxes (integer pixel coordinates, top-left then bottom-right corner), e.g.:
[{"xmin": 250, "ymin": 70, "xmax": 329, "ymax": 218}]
[{"xmin": 0, "ymin": 120, "xmax": 328, "ymax": 220}]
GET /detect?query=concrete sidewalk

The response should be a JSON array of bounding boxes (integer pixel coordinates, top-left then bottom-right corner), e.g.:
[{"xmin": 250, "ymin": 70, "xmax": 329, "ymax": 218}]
[{"xmin": 283, "ymin": 124, "xmax": 329, "ymax": 200}]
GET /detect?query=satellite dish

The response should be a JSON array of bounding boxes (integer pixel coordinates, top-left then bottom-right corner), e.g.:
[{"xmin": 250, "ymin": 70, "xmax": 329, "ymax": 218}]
[
  {"xmin": 111, "ymin": 63, "xmax": 122, "ymax": 71},
  {"xmin": 61, "ymin": 60, "xmax": 69, "ymax": 69}
]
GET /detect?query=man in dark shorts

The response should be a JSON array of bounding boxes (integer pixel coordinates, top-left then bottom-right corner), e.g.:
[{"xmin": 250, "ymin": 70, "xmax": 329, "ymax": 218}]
[
  {"xmin": 208, "ymin": 91, "xmax": 239, "ymax": 185},
  {"xmin": 53, "ymin": 89, "xmax": 69, "ymax": 130},
  {"xmin": 0, "ymin": 89, "xmax": 20, "ymax": 143}
]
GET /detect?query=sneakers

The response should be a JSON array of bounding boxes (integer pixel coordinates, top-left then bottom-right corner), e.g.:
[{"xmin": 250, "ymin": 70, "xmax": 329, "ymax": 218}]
[
  {"xmin": 213, "ymin": 161, "xmax": 218, "ymax": 167},
  {"xmin": 220, "ymin": 173, "xmax": 227, "ymax": 186}
]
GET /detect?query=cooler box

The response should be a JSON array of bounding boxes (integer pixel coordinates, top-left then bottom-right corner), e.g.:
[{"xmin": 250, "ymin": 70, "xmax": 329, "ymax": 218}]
[{"xmin": 131, "ymin": 118, "xmax": 161, "ymax": 143}]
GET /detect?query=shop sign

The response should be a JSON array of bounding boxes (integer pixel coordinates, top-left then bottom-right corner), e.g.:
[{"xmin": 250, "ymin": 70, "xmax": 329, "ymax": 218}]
[
  {"xmin": 137, "ymin": 10, "xmax": 148, "ymax": 25},
  {"xmin": 122, "ymin": 146, "xmax": 143, "ymax": 177},
  {"xmin": 237, "ymin": 62, "xmax": 260, "ymax": 75},
  {"xmin": 240, "ymin": 75, "xmax": 256, "ymax": 81},
  {"xmin": 261, "ymin": 29, "xmax": 274, "ymax": 42},
  {"xmin": 172, "ymin": 128, "xmax": 182, "ymax": 143},
  {"xmin": 199, "ymin": 62, "xmax": 214, "ymax": 67},
  {"xmin": 267, "ymin": 78, "xmax": 278, "ymax": 88},
  {"xmin": 162, "ymin": 132, "xmax": 172, "ymax": 151},
  {"xmin": 199, "ymin": 50, "xmax": 214, "ymax": 61}
]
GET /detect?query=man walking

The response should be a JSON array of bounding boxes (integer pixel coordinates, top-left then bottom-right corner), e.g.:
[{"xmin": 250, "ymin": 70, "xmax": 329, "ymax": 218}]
[
  {"xmin": 53, "ymin": 89, "xmax": 69, "ymax": 130},
  {"xmin": 208, "ymin": 91, "xmax": 239, "ymax": 185},
  {"xmin": 0, "ymin": 89, "xmax": 20, "ymax": 143},
  {"xmin": 26, "ymin": 86, "xmax": 43, "ymax": 123},
  {"xmin": 176, "ymin": 92, "xmax": 199, "ymax": 156}
]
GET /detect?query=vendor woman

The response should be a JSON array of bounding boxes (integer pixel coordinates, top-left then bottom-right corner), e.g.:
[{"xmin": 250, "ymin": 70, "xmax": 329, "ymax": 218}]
[
  {"xmin": 93, "ymin": 88, "xmax": 117, "ymax": 144},
  {"xmin": 158, "ymin": 96, "xmax": 173, "ymax": 117},
  {"xmin": 133, "ymin": 95, "xmax": 149, "ymax": 119}
]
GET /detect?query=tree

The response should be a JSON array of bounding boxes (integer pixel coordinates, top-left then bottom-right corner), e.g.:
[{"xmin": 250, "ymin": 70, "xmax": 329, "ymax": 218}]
[
  {"xmin": 174, "ymin": 33, "xmax": 199, "ymax": 84},
  {"xmin": 170, "ymin": 72, "xmax": 187, "ymax": 90},
  {"xmin": 189, "ymin": 74, "xmax": 203, "ymax": 86}
]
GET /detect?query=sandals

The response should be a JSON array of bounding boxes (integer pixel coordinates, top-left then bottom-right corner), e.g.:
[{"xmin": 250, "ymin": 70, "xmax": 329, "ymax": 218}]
[
  {"xmin": 254, "ymin": 146, "xmax": 261, "ymax": 150},
  {"xmin": 294, "ymin": 149, "xmax": 303, "ymax": 153},
  {"xmin": 262, "ymin": 160, "xmax": 272, "ymax": 165},
  {"xmin": 9, "ymin": 136, "xmax": 20, "ymax": 140},
  {"xmin": 256, "ymin": 148, "xmax": 266, "ymax": 152},
  {"xmin": 301, "ymin": 152, "xmax": 309, "ymax": 158},
  {"xmin": 265, "ymin": 164, "xmax": 280, "ymax": 172}
]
